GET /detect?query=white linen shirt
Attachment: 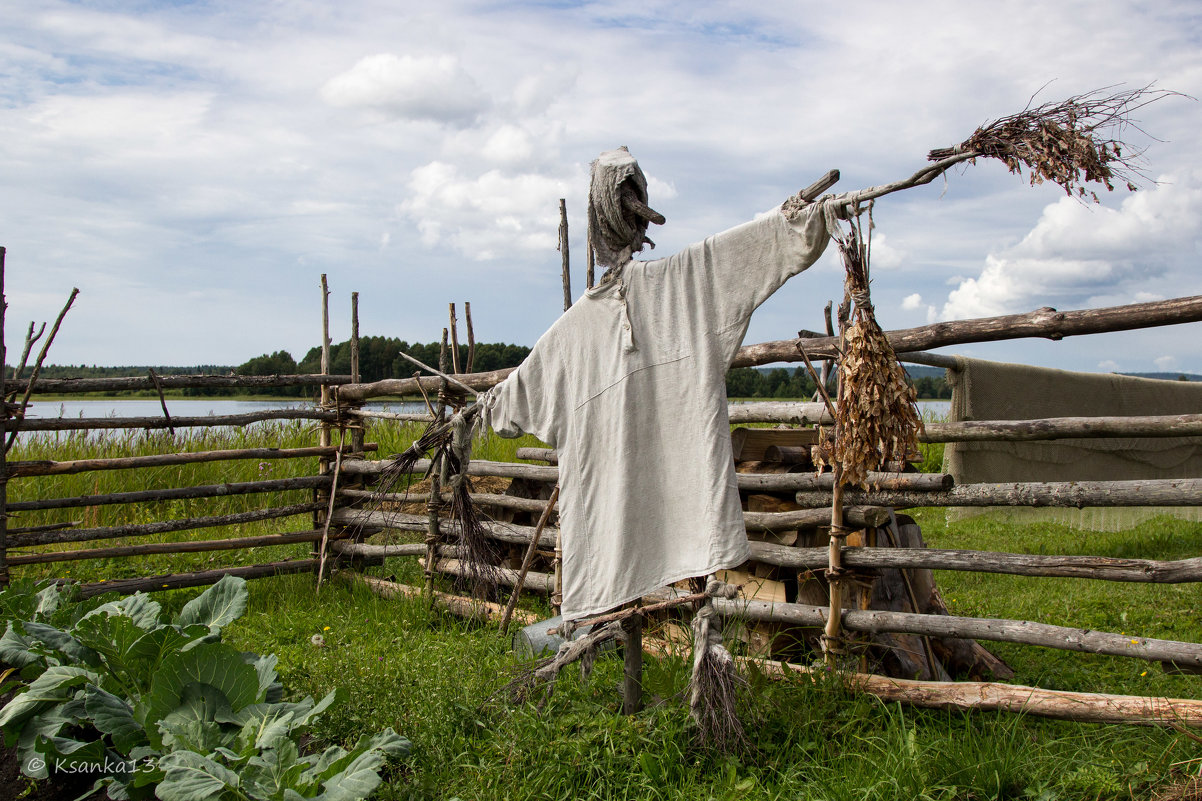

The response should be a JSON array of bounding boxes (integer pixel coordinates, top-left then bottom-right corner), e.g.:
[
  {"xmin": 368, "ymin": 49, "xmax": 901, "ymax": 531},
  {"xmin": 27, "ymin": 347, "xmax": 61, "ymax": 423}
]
[{"xmin": 486, "ymin": 203, "xmax": 829, "ymax": 620}]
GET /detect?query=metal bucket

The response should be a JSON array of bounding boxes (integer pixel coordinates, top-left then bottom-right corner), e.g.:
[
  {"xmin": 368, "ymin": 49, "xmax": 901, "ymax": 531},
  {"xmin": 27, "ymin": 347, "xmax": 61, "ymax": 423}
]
[{"xmin": 512, "ymin": 616, "xmax": 618, "ymax": 659}]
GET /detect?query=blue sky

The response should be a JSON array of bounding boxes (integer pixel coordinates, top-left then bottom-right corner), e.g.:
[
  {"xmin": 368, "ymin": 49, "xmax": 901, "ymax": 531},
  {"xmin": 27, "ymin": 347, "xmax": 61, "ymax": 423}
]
[{"xmin": 2, "ymin": 0, "xmax": 1200, "ymax": 373}]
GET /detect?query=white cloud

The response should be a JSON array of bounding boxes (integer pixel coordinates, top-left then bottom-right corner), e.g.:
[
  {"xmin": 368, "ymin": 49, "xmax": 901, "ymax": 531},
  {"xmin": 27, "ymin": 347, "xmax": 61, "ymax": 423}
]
[
  {"xmin": 320, "ymin": 53, "xmax": 488, "ymax": 126},
  {"xmin": 482, "ymin": 125, "xmax": 534, "ymax": 166},
  {"xmin": 398, "ymin": 161, "xmax": 575, "ymax": 260},
  {"xmin": 902, "ymin": 293, "xmax": 923, "ymax": 311},
  {"xmin": 1097, "ymin": 359, "xmax": 1120, "ymax": 371},
  {"xmin": 942, "ymin": 172, "xmax": 1202, "ymax": 319},
  {"xmin": 1154, "ymin": 355, "xmax": 1178, "ymax": 371}
]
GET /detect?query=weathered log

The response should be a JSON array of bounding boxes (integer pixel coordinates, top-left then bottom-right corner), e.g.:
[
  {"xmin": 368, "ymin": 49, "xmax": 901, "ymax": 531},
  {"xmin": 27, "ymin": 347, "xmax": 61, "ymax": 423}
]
[
  {"xmin": 332, "ymin": 505, "xmax": 879, "ymax": 542},
  {"xmin": 334, "ymin": 508, "xmax": 555, "ymax": 547},
  {"xmin": 794, "ymin": 478, "xmax": 1202, "ymax": 508},
  {"xmin": 337, "ymin": 367, "xmax": 517, "ymax": 403},
  {"xmin": 341, "ymin": 457, "xmax": 557, "ymax": 482},
  {"xmin": 743, "ymin": 505, "xmax": 891, "ymax": 532},
  {"xmin": 348, "ymin": 457, "xmax": 941, "ymax": 498},
  {"xmin": 77, "ymin": 558, "xmax": 320, "ymax": 597},
  {"xmin": 746, "ymin": 542, "xmax": 1202, "ymax": 583},
  {"xmin": 329, "ymin": 540, "xmax": 427, "ymax": 559},
  {"xmin": 340, "ymin": 488, "xmax": 553, "ymax": 515},
  {"xmin": 740, "ymin": 472, "xmax": 953, "ymax": 492},
  {"xmin": 8, "ymin": 444, "xmax": 373, "ymax": 478},
  {"xmin": 741, "ymin": 657, "xmax": 1202, "ymax": 728},
  {"xmin": 9, "ymin": 501, "xmax": 327, "ymax": 547},
  {"xmin": 719, "ymin": 598, "xmax": 1202, "ymax": 668},
  {"xmin": 338, "ymin": 572, "xmax": 540, "ymax": 626},
  {"xmin": 10, "ymin": 528, "xmax": 345, "ymax": 565},
  {"xmin": 6, "ymin": 408, "xmax": 340, "ymax": 433},
  {"xmin": 5, "ymin": 374, "xmax": 353, "ymax": 395},
  {"xmin": 923, "ymin": 414, "xmax": 1202, "ymax": 442},
  {"xmin": 423, "ymin": 557, "xmax": 555, "ymax": 594},
  {"xmin": 8, "ymin": 475, "xmax": 332, "ymax": 512},
  {"xmin": 333, "ymin": 297, "xmax": 1202, "ymax": 402},
  {"xmin": 515, "ymin": 447, "xmax": 556, "ymax": 464},
  {"xmin": 728, "ymin": 402, "xmax": 831, "ymax": 424},
  {"xmin": 344, "ymin": 409, "xmax": 434, "ymax": 423},
  {"xmin": 733, "ymin": 295, "xmax": 1202, "ymax": 366}
]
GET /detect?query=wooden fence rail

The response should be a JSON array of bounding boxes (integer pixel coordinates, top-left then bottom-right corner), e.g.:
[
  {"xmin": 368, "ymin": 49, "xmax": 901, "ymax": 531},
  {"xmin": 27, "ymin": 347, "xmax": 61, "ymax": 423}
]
[
  {"xmin": 7, "ymin": 443, "xmax": 374, "ymax": 478},
  {"xmin": 334, "ymin": 295, "xmax": 1202, "ymax": 401},
  {"xmin": 6, "ymin": 408, "xmax": 341, "ymax": 433},
  {"xmin": 9, "ymin": 501, "xmax": 326, "ymax": 547},
  {"xmin": 3, "ymin": 373, "xmax": 353, "ymax": 394},
  {"xmin": 7, "ymin": 475, "xmax": 332, "ymax": 512},
  {"xmin": 792, "ymin": 478, "xmax": 1202, "ymax": 509}
]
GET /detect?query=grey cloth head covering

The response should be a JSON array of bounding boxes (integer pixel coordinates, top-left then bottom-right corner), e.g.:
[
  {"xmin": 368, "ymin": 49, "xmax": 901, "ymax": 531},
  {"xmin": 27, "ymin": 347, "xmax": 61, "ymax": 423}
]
[{"xmin": 588, "ymin": 147, "xmax": 661, "ymax": 270}]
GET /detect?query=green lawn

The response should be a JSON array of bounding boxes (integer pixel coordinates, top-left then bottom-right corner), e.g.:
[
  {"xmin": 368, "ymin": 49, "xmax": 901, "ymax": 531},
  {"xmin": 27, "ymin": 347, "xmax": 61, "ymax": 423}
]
[{"xmin": 3, "ymin": 422, "xmax": 1201, "ymax": 800}]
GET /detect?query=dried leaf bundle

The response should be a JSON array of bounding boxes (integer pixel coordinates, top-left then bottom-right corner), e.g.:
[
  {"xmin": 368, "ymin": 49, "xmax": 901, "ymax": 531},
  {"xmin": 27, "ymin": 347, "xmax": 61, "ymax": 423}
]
[
  {"xmin": 927, "ymin": 85, "xmax": 1176, "ymax": 201},
  {"xmin": 826, "ymin": 207, "xmax": 922, "ymax": 489},
  {"xmin": 366, "ymin": 406, "xmax": 503, "ymax": 596}
]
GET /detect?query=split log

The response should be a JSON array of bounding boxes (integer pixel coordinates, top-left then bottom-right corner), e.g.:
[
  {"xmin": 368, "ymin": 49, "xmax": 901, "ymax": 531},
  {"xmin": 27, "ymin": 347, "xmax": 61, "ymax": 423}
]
[
  {"xmin": 718, "ymin": 598, "xmax": 1202, "ymax": 668},
  {"xmin": 733, "ymin": 295, "xmax": 1202, "ymax": 367},
  {"xmin": 6, "ymin": 408, "xmax": 340, "ymax": 433},
  {"xmin": 747, "ymin": 542, "xmax": 1202, "ymax": 583},
  {"xmin": 739, "ymin": 657, "xmax": 1202, "ymax": 728},
  {"xmin": 9, "ymin": 521, "xmax": 78, "ymax": 535},
  {"xmin": 10, "ymin": 528, "xmax": 345, "ymax": 565},
  {"xmin": 338, "ymin": 572, "xmax": 540, "ymax": 626},
  {"xmin": 8, "ymin": 475, "xmax": 332, "ymax": 512},
  {"xmin": 923, "ymin": 414, "xmax": 1202, "ymax": 442},
  {"xmin": 793, "ymin": 478, "xmax": 1202, "ymax": 508},
  {"xmin": 8, "ymin": 444, "xmax": 373, "ymax": 478},
  {"xmin": 77, "ymin": 558, "xmax": 320, "ymax": 597},
  {"xmin": 4, "ymin": 374, "xmax": 353, "ymax": 395},
  {"xmin": 9, "ymin": 501, "xmax": 327, "ymax": 547}
]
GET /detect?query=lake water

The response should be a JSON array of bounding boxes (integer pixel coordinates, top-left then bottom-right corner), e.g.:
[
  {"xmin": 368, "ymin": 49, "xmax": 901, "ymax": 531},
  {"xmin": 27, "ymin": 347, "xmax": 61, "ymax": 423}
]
[
  {"xmin": 25, "ymin": 398, "xmax": 952, "ymax": 422},
  {"xmin": 21, "ymin": 398, "xmax": 430, "ymax": 420}
]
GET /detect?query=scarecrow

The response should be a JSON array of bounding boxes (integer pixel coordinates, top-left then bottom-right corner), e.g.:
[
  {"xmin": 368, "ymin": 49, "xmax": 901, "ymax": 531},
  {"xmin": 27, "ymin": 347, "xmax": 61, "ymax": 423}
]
[{"xmin": 480, "ymin": 146, "xmax": 845, "ymax": 742}]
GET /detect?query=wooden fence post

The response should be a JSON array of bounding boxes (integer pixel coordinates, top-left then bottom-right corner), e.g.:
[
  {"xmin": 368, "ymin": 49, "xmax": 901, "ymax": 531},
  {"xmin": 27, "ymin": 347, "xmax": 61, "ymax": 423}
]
[
  {"xmin": 559, "ymin": 198, "xmax": 571, "ymax": 312},
  {"xmin": 0, "ymin": 245, "xmax": 8, "ymax": 587}
]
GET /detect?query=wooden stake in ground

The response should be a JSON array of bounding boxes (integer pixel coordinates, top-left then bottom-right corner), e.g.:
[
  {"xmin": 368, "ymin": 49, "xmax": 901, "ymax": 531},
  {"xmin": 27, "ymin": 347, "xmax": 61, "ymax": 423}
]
[{"xmin": 559, "ymin": 198, "xmax": 571, "ymax": 312}]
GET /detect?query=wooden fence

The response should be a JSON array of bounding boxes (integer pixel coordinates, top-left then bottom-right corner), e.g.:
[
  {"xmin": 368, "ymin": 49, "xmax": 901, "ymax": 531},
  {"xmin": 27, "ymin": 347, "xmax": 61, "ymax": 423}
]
[{"xmin": 2, "ymin": 265, "xmax": 1202, "ymax": 726}]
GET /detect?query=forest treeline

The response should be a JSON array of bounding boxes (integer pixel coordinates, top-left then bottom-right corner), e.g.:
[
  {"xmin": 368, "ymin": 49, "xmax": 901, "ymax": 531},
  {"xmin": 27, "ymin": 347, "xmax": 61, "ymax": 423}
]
[{"xmin": 14, "ymin": 336, "xmax": 955, "ymax": 399}]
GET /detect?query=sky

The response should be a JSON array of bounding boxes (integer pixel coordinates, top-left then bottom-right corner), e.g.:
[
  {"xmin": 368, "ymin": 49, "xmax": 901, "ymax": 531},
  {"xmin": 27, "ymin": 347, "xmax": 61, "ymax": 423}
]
[{"xmin": 2, "ymin": 0, "xmax": 1200, "ymax": 374}]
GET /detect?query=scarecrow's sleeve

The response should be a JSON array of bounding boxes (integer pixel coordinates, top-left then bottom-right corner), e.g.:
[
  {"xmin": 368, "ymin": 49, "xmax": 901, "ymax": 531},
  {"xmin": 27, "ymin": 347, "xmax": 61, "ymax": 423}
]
[
  {"xmin": 673, "ymin": 199, "xmax": 829, "ymax": 364},
  {"xmin": 480, "ymin": 352, "xmax": 558, "ymax": 449}
]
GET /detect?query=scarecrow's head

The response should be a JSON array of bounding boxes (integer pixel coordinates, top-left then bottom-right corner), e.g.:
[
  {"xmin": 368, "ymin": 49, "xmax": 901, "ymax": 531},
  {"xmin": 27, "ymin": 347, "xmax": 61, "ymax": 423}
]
[{"xmin": 588, "ymin": 147, "xmax": 666, "ymax": 270}]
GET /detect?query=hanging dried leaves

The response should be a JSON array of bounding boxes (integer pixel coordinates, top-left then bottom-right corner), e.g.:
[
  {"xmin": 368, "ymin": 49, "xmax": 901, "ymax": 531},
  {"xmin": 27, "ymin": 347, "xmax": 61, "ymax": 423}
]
[
  {"xmin": 822, "ymin": 207, "xmax": 922, "ymax": 489},
  {"xmin": 927, "ymin": 85, "xmax": 1178, "ymax": 202}
]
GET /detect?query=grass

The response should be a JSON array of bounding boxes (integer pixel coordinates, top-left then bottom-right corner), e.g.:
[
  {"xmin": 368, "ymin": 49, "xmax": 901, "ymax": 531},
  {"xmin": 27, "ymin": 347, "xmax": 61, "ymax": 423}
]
[{"xmin": 4, "ymin": 417, "xmax": 1202, "ymax": 800}]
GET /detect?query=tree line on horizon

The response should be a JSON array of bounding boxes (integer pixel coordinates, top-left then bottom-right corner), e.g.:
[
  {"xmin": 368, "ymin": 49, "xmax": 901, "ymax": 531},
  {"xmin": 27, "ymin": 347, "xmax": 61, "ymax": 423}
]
[{"xmin": 8, "ymin": 336, "xmax": 958, "ymax": 400}]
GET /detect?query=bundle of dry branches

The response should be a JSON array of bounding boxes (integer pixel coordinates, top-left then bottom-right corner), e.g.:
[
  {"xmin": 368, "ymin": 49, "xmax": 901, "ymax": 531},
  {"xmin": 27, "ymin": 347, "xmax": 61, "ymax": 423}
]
[
  {"xmin": 927, "ymin": 85, "xmax": 1175, "ymax": 201},
  {"xmin": 824, "ymin": 207, "xmax": 922, "ymax": 489}
]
